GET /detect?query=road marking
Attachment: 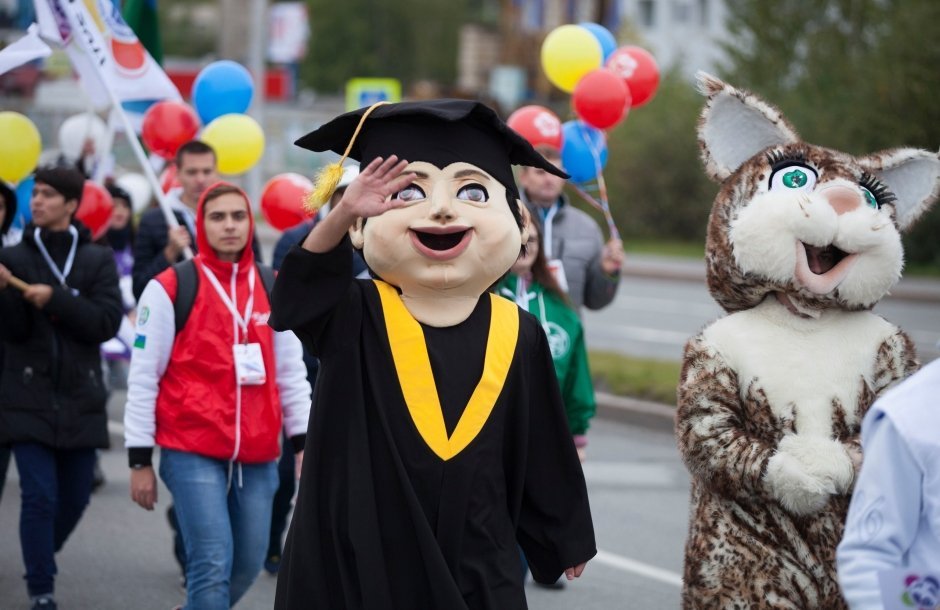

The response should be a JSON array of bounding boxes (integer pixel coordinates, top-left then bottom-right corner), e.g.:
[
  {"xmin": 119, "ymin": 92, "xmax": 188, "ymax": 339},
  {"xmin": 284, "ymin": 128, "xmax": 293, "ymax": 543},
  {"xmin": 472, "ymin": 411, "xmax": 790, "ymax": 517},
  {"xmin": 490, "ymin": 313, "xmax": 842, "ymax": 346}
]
[{"xmin": 594, "ymin": 549, "xmax": 683, "ymax": 587}]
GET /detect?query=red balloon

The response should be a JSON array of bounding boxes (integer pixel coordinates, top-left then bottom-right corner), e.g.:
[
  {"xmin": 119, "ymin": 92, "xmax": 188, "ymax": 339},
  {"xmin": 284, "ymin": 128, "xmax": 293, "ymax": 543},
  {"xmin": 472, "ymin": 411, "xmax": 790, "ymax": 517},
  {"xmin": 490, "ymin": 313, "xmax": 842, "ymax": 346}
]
[
  {"xmin": 160, "ymin": 163, "xmax": 180, "ymax": 193},
  {"xmin": 76, "ymin": 181, "xmax": 114, "ymax": 241},
  {"xmin": 261, "ymin": 173, "xmax": 314, "ymax": 231},
  {"xmin": 572, "ymin": 69, "xmax": 631, "ymax": 130},
  {"xmin": 141, "ymin": 101, "xmax": 201, "ymax": 160},
  {"xmin": 605, "ymin": 46, "xmax": 660, "ymax": 108},
  {"xmin": 507, "ymin": 105, "xmax": 563, "ymax": 150}
]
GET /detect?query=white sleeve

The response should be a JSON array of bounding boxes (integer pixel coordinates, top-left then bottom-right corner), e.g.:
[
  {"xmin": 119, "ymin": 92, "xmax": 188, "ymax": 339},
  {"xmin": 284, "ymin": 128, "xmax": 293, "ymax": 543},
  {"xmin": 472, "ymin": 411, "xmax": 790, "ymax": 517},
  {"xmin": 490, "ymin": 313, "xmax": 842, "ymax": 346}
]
[
  {"xmin": 123, "ymin": 280, "xmax": 176, "ymax": 449},
  {"xmin": 837, "ymin": 414, "xmax": 922, "ymax": 610},
  {"xmin": 274, "ymin": 328, "xmax": 312, "ymax": 440}
]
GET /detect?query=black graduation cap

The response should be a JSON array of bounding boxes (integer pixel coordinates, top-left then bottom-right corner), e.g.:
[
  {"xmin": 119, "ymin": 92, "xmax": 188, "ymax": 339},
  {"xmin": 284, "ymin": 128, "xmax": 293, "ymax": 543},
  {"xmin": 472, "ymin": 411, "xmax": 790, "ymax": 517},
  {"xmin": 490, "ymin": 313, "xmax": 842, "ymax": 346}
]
[{"xmin": 295, "ymin": 99, "xmax": 568, "ymax": 208}]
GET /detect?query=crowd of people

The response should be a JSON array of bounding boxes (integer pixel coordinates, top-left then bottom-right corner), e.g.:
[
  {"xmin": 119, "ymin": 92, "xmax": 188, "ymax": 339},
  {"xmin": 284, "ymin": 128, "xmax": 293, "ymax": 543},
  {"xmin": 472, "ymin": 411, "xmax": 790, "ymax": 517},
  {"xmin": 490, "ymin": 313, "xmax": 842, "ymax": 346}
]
[{"xmin": 0, "ymin": 95, "xmax": 935, "ymax": 610}]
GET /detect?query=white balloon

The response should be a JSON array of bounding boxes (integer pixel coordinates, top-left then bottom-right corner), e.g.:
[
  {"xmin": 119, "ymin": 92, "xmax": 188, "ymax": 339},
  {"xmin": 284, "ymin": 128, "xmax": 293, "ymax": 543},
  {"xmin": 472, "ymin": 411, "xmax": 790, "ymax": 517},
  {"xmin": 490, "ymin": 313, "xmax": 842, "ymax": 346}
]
[
  {"xmin": 58, "ymin": 113, "xmax": 108, "ymax": 163},
  {"xmin": 115, "ymin": 172, "xmax": 153, "ymax": 213}
]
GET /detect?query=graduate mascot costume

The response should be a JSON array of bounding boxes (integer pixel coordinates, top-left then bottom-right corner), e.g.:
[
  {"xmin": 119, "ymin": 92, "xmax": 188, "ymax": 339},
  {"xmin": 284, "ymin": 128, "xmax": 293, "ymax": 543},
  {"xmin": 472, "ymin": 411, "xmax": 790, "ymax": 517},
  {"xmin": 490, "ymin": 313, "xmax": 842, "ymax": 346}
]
[
  {"xmin": 676, "ymin": 74, "xmax": 940, "ymax": 608},
  {"xmin": 270, "ymin": 100, "xmax": 596, "ymax": 610}
]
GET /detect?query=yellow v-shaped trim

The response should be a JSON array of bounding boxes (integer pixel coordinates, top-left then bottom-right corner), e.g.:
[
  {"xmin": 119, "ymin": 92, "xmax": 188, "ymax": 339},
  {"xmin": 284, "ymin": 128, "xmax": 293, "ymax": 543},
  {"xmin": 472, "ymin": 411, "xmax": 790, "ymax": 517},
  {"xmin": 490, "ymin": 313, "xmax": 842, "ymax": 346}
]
[{"xmin": 374, "ymin": 280, "xmax": 519, "ymax": 461}]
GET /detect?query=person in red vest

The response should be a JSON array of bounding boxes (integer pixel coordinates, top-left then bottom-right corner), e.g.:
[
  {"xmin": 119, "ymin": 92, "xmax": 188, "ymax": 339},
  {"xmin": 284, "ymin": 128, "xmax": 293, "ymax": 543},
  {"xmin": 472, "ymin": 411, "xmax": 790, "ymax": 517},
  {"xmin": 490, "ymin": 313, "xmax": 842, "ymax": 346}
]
[{"xmin": 124, "ymin": 182, "xmax": 311, "ymax": 609}]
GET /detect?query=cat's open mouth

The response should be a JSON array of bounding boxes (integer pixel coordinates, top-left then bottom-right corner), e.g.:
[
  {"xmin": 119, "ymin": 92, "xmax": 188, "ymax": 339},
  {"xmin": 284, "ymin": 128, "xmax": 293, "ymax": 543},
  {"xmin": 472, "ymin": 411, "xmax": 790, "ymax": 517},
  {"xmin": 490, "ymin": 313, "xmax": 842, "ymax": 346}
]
[{"xmin": 794, "ymin": 241, "xmax": 859, "ymax": 294}]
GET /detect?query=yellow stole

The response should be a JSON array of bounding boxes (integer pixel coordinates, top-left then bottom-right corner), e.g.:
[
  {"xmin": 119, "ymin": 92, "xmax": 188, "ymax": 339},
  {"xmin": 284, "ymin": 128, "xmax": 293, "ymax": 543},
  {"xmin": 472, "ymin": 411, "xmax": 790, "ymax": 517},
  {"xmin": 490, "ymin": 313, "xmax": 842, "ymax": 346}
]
[{"xmin": 374, "ymin": 280, "xmax": 519, "ymax": 461}]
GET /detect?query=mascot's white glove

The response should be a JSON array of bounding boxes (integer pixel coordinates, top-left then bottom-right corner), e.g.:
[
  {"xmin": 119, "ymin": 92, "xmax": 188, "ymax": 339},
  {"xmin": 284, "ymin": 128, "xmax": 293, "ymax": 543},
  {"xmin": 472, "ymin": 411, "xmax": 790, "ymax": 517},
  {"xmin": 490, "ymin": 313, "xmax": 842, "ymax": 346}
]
[{"xmin": 764, "ymin": 434, "xmax": 855, "ymax": 516}]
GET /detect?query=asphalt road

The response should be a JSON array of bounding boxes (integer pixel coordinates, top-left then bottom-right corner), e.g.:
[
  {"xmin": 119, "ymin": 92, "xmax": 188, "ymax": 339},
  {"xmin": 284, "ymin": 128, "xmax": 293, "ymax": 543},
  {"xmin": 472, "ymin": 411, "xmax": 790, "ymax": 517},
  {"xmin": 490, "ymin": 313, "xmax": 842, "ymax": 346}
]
[{"xmin": 0, "ymin": 391, "xmax": 690, "ymax": 610}]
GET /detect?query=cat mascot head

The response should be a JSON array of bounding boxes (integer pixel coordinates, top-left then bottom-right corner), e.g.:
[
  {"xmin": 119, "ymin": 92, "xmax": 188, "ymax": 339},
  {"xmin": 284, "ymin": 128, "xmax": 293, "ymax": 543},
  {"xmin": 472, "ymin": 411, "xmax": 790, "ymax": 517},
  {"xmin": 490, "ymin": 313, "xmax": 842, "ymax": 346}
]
[{"xmin": 696, "ymin": 73, "xmax": 940, "ymax": 316}]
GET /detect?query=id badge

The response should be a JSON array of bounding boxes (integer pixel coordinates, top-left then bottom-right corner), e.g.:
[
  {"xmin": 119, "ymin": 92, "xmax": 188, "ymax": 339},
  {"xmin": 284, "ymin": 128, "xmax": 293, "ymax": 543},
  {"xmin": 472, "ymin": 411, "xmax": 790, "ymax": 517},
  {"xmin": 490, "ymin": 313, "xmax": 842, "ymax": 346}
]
[
  {"xmin": 233, "ymin": 343, "xmax": 266, "ymax": 386},
  {"xmin": 547, "ymin": 259, "xmax": 569, "ymax": 293}
]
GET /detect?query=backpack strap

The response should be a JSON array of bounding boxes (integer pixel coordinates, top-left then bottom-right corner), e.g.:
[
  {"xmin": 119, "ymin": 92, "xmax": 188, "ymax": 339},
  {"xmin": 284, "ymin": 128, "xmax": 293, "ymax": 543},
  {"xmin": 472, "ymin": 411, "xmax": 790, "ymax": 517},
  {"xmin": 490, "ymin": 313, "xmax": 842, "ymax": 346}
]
[
  {"xmin": 257, "ymin": 263, "xmax": 276, "ymax": 299},
  {"xmin": 172, "ymin": 260, "xmax": 275, "ymax": 335},
  {"xmin": 172, "ymin": 259, "xmax": 199, "ymax": 335}
]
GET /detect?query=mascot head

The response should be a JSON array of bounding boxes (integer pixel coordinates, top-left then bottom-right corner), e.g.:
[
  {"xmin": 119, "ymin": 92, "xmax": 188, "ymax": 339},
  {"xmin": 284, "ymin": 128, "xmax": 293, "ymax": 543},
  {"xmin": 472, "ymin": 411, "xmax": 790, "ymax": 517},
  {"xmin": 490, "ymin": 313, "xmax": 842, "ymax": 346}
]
[
  {"xmin": 296, "ymin": 100, "xmax": 567, "ymax": 299},
  {"xmin": 696, "ymin": 73, "xmax": 940, "ymax": 315}
]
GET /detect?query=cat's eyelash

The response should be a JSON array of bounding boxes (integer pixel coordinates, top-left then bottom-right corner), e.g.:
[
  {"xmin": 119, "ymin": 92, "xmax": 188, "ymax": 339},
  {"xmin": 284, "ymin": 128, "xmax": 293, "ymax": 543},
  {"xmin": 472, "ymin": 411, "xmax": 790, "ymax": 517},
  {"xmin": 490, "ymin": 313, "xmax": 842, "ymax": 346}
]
[
  {"xmin": 766, "ymin": 150, "xmax": 810, "ymax": 170},
  {"xmin": 859, "ymin": 172, "xmax": 896, "ymax": 207}
]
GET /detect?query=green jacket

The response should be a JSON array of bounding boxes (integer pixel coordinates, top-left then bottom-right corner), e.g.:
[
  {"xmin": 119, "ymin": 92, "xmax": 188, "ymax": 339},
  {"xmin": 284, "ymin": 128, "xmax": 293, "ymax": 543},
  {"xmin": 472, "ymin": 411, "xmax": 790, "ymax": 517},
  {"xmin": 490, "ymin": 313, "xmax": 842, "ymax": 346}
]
[{"xmin": 497, "ymin": 274, "xmax": 596, "ymax": 436}]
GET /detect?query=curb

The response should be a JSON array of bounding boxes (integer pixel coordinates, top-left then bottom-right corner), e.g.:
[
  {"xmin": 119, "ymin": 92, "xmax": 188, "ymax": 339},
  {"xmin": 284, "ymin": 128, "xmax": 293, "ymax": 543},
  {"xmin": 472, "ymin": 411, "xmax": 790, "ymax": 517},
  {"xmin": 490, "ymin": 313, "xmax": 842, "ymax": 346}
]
[{"xmin": 595, "ymin": 391, "xmax": 676, "ymax": 433}]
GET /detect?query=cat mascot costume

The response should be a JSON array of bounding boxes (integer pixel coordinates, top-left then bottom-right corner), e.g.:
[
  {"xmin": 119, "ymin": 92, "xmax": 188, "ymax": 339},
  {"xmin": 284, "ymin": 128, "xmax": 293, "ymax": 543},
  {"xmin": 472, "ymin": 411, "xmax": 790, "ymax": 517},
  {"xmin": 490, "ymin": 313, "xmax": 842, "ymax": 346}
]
[{"xmin": 676, "ymin": 74, "xmax": 940, "ymax": 608}]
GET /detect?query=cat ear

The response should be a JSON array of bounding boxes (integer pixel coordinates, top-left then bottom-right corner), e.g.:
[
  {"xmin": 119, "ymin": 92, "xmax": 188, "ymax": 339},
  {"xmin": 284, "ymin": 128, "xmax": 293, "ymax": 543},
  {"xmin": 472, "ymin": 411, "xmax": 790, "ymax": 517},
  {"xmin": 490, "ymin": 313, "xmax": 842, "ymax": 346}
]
[
  {"xmin": 696, "ymin": 72, "xmax": 800, "ymax": 181},
  {"xmin": 860, "ymin": 148, "xmax": 940, "ymax": 232}
]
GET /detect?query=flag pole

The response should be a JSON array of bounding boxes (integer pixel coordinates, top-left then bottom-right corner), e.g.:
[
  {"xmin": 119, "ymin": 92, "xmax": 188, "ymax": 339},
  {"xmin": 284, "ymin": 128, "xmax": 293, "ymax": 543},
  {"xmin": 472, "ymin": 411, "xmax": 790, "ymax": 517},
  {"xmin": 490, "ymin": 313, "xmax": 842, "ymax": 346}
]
[{"xmin": 105, "ymin": 92, "xmax": 193, "ymax": 260}]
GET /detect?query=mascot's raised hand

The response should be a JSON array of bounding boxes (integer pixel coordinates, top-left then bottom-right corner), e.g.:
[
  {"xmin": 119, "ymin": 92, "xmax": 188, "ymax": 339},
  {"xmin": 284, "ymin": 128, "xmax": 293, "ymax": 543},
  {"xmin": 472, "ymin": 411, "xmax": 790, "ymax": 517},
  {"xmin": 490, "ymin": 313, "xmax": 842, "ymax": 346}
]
[{"xmin": 676, "ymin": 73, "xmax": 939, "ymax": 609}]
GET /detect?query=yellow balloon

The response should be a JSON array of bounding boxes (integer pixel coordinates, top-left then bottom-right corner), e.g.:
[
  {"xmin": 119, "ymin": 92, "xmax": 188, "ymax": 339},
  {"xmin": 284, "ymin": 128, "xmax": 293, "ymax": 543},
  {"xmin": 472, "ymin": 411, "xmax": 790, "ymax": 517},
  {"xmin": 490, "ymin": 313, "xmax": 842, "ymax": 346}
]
[
  {"xmin": 0, "ymin": 112, "xmax": 42, "ymax": 184},
  {"xmin": 541, "ymin": 25, "xmax": 603, "ymax": 93},
  {"xmin": 201, "ymin": 113, "xmax": 265, "ymax": 175}
]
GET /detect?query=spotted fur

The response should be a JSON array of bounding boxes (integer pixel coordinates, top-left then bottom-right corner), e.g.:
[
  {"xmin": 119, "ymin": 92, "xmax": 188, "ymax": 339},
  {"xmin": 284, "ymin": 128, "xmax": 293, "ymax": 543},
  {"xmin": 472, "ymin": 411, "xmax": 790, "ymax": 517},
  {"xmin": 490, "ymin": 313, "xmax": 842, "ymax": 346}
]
[{"xmin": 677, "ymin": 75, "xmax": 935, "ymax": 608}]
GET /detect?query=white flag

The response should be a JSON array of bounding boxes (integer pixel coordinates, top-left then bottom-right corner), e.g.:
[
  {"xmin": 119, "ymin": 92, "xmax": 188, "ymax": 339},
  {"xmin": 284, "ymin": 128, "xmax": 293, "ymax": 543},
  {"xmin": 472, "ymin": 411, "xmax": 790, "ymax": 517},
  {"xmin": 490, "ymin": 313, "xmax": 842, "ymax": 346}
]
[
  {"xmin": 0, "ymin": 24, "xmax": 53, "ymax": 76},
  {"xmin": 33, "ymin": 0, "xmax": 180, "ymax": 110}
]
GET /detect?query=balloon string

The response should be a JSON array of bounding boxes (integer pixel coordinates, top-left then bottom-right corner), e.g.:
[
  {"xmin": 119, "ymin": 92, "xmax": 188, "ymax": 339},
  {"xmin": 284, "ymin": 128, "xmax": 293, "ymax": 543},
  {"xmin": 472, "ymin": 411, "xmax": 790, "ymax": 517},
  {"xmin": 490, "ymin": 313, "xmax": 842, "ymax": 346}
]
[{"xmin": 578, "ymin": 125, "xmax": 620, "ymax": 241}]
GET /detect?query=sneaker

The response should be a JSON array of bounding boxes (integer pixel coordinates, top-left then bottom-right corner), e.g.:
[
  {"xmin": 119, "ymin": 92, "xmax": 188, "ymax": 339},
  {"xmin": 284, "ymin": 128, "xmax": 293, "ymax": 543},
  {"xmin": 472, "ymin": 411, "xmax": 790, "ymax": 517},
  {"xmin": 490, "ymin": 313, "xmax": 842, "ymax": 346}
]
[
  {"xmin": 264, "ymin": 554, "xmax": 281, "ymax": 575},
  {"xmin": 30, "ymin": 596, "xmax": 57, "ymax": 610}
]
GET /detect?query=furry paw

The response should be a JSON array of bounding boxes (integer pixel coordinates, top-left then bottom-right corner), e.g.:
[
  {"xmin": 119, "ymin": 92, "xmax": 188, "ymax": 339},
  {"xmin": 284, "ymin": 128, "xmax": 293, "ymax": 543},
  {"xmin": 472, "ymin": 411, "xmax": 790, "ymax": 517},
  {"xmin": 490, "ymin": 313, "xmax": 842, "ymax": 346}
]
[
  {"xmin": 764, "ymin": 435, "xmax": 855, "ymax": 515},
  {"xmin": 764, "ymin": 450, "xmax": 832, "ymax": 515}
]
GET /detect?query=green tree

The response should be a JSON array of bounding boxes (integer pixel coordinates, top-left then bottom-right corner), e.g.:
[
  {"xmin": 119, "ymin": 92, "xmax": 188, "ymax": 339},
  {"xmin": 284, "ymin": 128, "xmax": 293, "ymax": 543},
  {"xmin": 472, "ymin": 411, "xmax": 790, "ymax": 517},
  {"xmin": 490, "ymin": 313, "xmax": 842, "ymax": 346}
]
[
  {"xmin": 720, "ymin": 0, "xmax": 940, "ymax": 267},
  {"xmin": 301, "ymin": 0, "xmax": 470, "ymax": 93}
]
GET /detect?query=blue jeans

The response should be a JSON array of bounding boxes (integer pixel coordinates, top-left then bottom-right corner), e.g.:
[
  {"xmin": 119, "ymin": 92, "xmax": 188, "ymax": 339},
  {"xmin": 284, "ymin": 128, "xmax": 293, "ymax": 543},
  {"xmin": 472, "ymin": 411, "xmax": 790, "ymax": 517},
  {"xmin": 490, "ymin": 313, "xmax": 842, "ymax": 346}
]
[
  {"xmin": 12, "ymin": 443, "xmax": 97, "ymax": 596},
  {"xmin": 159, "ymin": 449, "xmax": 278, "ymax": 610}
]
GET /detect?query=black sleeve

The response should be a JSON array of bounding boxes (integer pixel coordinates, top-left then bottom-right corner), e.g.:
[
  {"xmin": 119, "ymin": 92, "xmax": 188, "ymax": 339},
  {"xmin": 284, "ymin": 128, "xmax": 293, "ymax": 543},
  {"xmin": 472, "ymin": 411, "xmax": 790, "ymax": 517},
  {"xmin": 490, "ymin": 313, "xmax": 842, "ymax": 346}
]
[
  {"xmin": 44, "ymin": 250, "xmax": 123, "ymax": 344},
  {"xmin": 132, "ymin": 211, "xmax": 172, "ymax": 301},
  {"xmin": 0, "ymin": 252, "xmax": 32, "ymax": 343},
  {"xmin": 516, "ymin": 326, "xmax": 597, "ymax": 583},
  {"xmin": 268, "ymin": 236, "xmax": 356, "ymax": 356}
]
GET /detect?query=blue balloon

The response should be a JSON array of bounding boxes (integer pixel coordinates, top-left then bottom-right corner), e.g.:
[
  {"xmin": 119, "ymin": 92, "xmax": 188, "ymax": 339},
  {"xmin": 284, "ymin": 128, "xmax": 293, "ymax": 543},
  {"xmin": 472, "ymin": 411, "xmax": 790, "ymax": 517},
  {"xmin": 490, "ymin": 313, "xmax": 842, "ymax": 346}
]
[
  {"xmin": 561, "ymin": 121, "xmax": 608, "ymax": 184},
  {"xmin": 579, "ymin": 22, "xmax": 617, "ymax": 62},
  {"xmin": 11, "ymin": 176, "xmax": 34, "ymax": 229},
  {"xmin": 192, "ymin": 60, "xmax": 254, "ymax": 125}
]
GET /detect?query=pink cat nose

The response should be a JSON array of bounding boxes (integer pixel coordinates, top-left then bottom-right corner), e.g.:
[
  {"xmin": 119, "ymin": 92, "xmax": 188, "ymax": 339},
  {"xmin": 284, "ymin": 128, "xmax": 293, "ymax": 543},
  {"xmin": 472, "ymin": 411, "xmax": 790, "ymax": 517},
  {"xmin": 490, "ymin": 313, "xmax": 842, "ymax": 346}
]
[{"xmin": 819, "ymin": 184, "xmax": 862, "ymax": 215}]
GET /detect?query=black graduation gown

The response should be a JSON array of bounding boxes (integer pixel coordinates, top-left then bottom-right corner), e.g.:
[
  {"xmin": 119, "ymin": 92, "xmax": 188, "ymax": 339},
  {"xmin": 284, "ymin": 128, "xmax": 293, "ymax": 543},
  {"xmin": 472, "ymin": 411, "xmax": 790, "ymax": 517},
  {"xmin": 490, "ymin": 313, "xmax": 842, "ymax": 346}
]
[{"xmin": 269, "ymin": 238, "xmax": 596, "ymax": 610}]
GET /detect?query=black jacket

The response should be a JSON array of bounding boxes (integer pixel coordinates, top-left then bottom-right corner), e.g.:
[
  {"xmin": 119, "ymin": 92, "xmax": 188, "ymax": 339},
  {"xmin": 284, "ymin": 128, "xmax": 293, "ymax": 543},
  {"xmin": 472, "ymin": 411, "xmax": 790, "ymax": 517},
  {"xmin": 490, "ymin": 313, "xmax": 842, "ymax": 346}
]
[
  {"xmin": 0, "ymin": 222, "xmax": 123, "ymax": 449},
  {"xmin": 132, "ymin": 206, "xmax": 264, "ymax": 300}
]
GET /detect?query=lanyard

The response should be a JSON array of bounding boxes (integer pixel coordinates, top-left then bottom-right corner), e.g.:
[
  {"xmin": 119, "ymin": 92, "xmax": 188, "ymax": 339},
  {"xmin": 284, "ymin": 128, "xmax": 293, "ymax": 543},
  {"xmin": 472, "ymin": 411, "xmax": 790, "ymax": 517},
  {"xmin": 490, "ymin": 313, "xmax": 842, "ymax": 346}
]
[
  {"xmin": 540, "ymin": 202, "xmax": 558, "ymax": 259},
  {"xmin": 33, "ymin": 225, "xmax": 79, "ymax": 287},
  {"xmin": 201, "ymin": 262, "xmax": 255, "ymax": 343}
]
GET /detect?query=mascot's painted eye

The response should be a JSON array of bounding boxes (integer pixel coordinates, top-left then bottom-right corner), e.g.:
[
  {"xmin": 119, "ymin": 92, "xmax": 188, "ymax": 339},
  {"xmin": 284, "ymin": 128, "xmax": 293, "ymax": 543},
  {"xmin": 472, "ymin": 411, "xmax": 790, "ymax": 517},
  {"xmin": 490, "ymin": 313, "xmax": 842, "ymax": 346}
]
[
  {"xmin": 769, "ymin": 164, "xmax": 818, "ymax": 192},
  {"xmin": 394, "ymin": 185, "xmax": 426, "ymax": 203},
  {"xmin": 456, "ymin": 184, "xmax": 489, "ymax": 203},
  {"xmin": 861, "ymin": 188, "xmax": 879, "ymax": 209}
]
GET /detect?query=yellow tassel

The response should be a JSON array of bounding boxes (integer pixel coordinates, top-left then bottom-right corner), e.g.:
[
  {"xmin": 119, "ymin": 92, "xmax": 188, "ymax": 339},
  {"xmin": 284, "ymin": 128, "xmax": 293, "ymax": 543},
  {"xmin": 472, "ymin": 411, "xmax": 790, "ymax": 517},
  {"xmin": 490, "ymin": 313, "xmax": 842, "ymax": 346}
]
[
  {"xmin": 302, "ymin": 100, "xmax": 391, "ymax": 215},
  {"xmin": 304, "ymin": 162, "xmax": 344, "ymax": 213}
]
